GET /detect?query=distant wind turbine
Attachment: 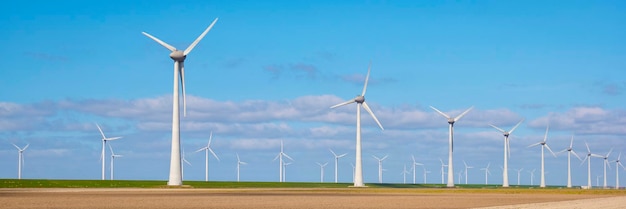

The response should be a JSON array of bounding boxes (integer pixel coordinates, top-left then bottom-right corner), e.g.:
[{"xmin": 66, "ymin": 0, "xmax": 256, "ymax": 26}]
[
  {"xmin": 528, "ymin": 169, "xmax": 536, "ymax": 186},
  {"xmin": 600, "ymin": 148, "xmax": 613, "ymax": 189},
  {"xmin": 439, "ymin": 158, "xmax": 448, "ymax": 184},
  {"xmin": 372, "ymin": 155, "xmax": 388, "ymax": 184},
  {"xmin": 490, "ymin": 119, "xmax": 524, "ymax": 188},
  {"xmin": 401, "ymin": 164, "xmax": 410, "ymax": 184},
  {"xmin": 195, "ymin": 132, "xmax": 220, "ymax": 182},
  {"xmin": 430, "ymin": 106, "xmax": 473, "ymax": 187},
  {"xmin": 330, "ymin": 63, "xmax": 384, "ymax": 187},
  {"xmin": 480, "ymin": 163, "xmax": 491, "ymax": 185},
  {"xmin": 282, "ymin": 162, "xmax": 292, "ymax": 182},
  {"xmin": 614, "ymin": 153, "xmax": 625, "ymax": 189},
  {"xmin": 96, "ymin": 123, "xmax": 122, "ymax": 180},
  {"xmin": 527, "ymin": 124, "xmax": 556, "ymax": 188},
  {"xmin": 317, "ymin": 162, "xmax": 328, "ymax": 183},
  {"xmin": 556, "ymin": 135, "xmax": 582, "ymax": 188},
  {"xmin": 463, "ymin": 160, "xmax": 473, "ymax": 184},
  {"xmin": 329, "ymin": 149, "xmax": 347, "ymax": 183},
  {"xmin": 108, "ymin": 144, "xmax": 123, "ymax": 180},
  {"xmin": 411, "ymin": 155, "xmax": 423, "ymax": 184},
  {"xmin": 181, "ymin": 148, "xmax": 191, "ymax": 181},
  {"xmin": 457, "ymin": 171, "xmax": 463, "ymax": 184},
  {"xmin": 142, "ymin": 18, "xmax": 218, "ymax": 186},
  {"xmin": 273, "ymin": 140, "xmax": 293, "ymax": 182},
  {"xmin": 581, "ymin": 142, "xmax": 603, "ymax": 189},
  {"xmin": 422, "ymin": 167, "xmax": 431, "ymax": 184},
  {"xmin": 236, "ymin": 153, "xmax": 246, "ymax": 182},
  {"xmin": 12, "ymin": 143, "xmax": 29, "ymax": 179},
  {"xmin": 513, "ymin": 168, "xmax": 524, "ymax": 185}
]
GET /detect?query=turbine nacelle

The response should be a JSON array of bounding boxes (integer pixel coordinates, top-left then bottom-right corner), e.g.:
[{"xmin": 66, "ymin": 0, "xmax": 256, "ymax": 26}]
[
  {"xmin": 354, "ymin": 95, "xmax": 365, "ymax": 103},
  {"xmin": 169, "ymin": 50, "xmax": 186, "ymax": 62}
]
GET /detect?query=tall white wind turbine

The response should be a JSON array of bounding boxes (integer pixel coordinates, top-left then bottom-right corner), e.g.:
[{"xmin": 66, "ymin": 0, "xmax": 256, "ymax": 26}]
[
  {"xmin": 614, "ymin": 153, "xmax": 625, "ymax": 189},
  {"xmin": 195, "ymin": 132, "xmax": 220, "ymax": 182},
  {"xmin": 411, "ymin": 155, "xmax": 423, "ymax": 184},
  {"xmin": 527, "ymin": 124, "xmax": 557, "ymax": 188},
  {"xmin": 600, "ymin": 148, "xmax": 613, "ymax": 189},
  {"xmin": 329, "ymin": 149, "xmax": 347, "ymax": 183},
  {"xmin": 282, "ymin": 162, "xmax": 292, "ymax": 182},
  {"xmin": 489, "ymin": 119, "xmax": 524, "ymax": 188},
  {"xmin": 12, "ymin": 143, "xmax": 29, "ymax": 179},
  {"xmin": 142, "ymin": 18, "xmax": 218, "ymax": 186},
  {"xmin": 439, "ymin": 158, "xmax": 448, "ymax": 184},
  {"xmin": 556, "ymin": 135, "xmax": 582, "ymax": 188},
  {"xmin": 317, "ymin": 162, "xmax": 328, "ymax": 182},
  {"xmin": 108, "ymin": 144, "xmax": 123, "ymax": 180},
  {"xmin": 273, "ymin": 140, "xmax": 293, "ymax": 182},
  {"xmin": 422, "ymin": 168, "xmax": 431, "ymax": 184},
  {"xmin": 463, "ymin": 160, "xmax": 473, "ymax": 184},
  {"xmin": 372, "ymin": 155, "xmax": 388, "ymax": 184},
  {"xmin": 480, "ymin": 163, "xmax": 491, "ymax": 185},
  {"xmin": 581, "ymin": 142, "xmax": 603, "ymax": 189},
  {"xmin": 96, "ymin": 123, "xmax": 122, "ymax": 180},
  {"xmin": 330, "ymin": 63, "xmax": 384, "ymax": 187},
  {"xmin": 430, "ymin": 106, "xmax": 473, "ymax": 187},
  {"xmin": 513, "ymin": 168, "xmax": 524, "ymax": 185},
  {"xmin": 236, "ymin": 153, "xmax": 247, "ymax": 182}
]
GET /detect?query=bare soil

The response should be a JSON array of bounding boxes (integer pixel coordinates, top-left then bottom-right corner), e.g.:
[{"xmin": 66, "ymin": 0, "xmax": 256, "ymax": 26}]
[{"xmin": 1, "ymin": 188, "xmax": 624, "ymax": 209}]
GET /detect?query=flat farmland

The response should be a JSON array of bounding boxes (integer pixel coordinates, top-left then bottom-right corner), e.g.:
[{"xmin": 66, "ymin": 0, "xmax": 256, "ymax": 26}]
[{"xmin": 2, "ymin": 188, "xmax": 626, "ymax": 209}]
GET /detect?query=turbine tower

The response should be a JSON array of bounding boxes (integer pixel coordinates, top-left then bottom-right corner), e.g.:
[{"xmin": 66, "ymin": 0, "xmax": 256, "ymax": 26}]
[
  {"xmin": 411, "ymin": 155, "xmax": 423, "ymax": 184},
  {"xmin": 614, "ymin": 153, "xmax": 625, "ymax": 189},
  {"xmin": 463, "ymin": 160, "xmax": 473, "ymax": 184},
  {"xmin": 489, "ymin": 119, "xmax": 524, "ymax": 188},
  {"xmin": 430, "ymin": 106, "xmax": 473, "ymax": 187},
  {"xmin": 422, "ymin": 167, "xmax": 431, "ymax": 184},
  {"xmin": 236, "ymin": 153, "xmax": 247, "ymax": 182},
  {"xmin": 181, "ymin": 148, "xmax": 191, "ymax": 181},
  {"xmin": 401, "ymin": 164, "xmax": 410, "ymax": 184},
  {"xmin": 372, "ymin": 155, "xmax": 388, "ymax": 184},
  {"xmin": 142, "ymin": 18, "xmax": 218, "ymax": 186},
  {"xmin": 513, "ymin": 168, "xmax": 524, "ymax": 185},
  {"xmin": 330, "ymin": 63, "xmax": 384, "ymax": 187},
  {"xmin": 439, "ymin": 158, "xmax": 448, "ymax": 184},
  {"xmin": 96, "ymin": 123, "xmax": 122, "ymax": 180},
  {"xmin": 329, "ymin": 149, "xmax": 347, "ymax": 183},
  {"xmin": 480, "ymin": 163, "xmax": 491, "ymax": 185},
  {"xmin": 556, "ymin": 135, "xmax": 582, "ymax": 188},
  {"xmin": 195, "ymin": 132, "xmax": 220, "ymax": 182},
  {"xmin": 282, "ymin": 162, "xmax": 292, "ymax": 182},
  {"xmin": 108, "ymin": 144, "xmax": 123, "ymax": 180},
  {"xmin": 600, "ymin": 148, "xmax": 613, "ymax": 189},
  {"xmin": 317, "ymin": 162, "xmax": 328, "ymax": 182},
  {"xmin": 273, "ymin": 140, "xmax": 293, "ymax": 182},
  {"xmin": 581, "ymin": 142, "xmax": 602, "ymax": 189},
  {"xmin": 528, "ymin": 169, "xmax": 536, "ymax": 186},
  {"xmin": 12, "ymin": 143, "xmax": 29, "ymax": 179},
  {"xmin": 527, "ymin": 124, "xmax": 556, "ymax": 188}
]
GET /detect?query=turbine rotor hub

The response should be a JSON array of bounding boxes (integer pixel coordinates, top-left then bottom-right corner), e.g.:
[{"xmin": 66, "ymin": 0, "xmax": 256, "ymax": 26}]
[
  {"xmin": 169, "ymin": 50, "xmax": 186, "ymax": 62},
  {"xmin": 504, "ymin": 133, "xmax": 510, "ymax": 137},
  {"xmin": 355, "ymin": 96, "xmax": 365, "ymax": 103},
  {"xmin": 447, "ymin": 119, "xmax": 455, "ymax": 124}
]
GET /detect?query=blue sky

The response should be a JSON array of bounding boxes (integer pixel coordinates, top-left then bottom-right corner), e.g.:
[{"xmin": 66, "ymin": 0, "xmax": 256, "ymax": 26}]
[{"xmin": 1, "ymin": 0, "xmax": 625, "ymax": 186}]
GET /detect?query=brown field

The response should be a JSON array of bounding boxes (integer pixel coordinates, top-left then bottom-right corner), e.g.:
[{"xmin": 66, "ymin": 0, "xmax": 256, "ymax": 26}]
[{"xmin": 1, "ymin": 188, "xmax": 626, "ymax": 209}]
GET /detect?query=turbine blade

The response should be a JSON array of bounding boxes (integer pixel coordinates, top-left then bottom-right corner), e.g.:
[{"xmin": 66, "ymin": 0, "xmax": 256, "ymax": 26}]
[
  {"xmin": 183, "ymin": 158, "xmax": 192, "ymax": 165},
  {"xmin": 567, "ymin": 150, "xmax": 579, "ymax": 161},
  {"xmin": 607, "ymin": 160, "xmax": 612, "ymax": 170},
  {"xmin": 337, "ymin": 153, "xmax": 347, "ymax": 158},
  {"xmin": 607, "ymin": 148, "xmax": 614, "ymax": 158},
  {"xmin": 95, "ymin": 123, "xmax": 106, "ymax": 138},
  {"xmin": 330, "ymin": 99, "xmax": 355, "ymax": 109},
  {"xmin": 361, "ymin": 62, "xmax": 371, "ymax": 96},
  {"xmin": 528, "ymin": 142, "xmax": 542, "ymax": 148},
  {"xmin": 591, "ymin": 154, "xmax": 604, "ymax": 158},
  {"xmin": 381, "ymin": 155, "xmax": 388, "ymax": 161},
  {"xmin": 195, "ymin": 147, "xmax": 207, "ymax": 153},
  {"xmin": 361, "ymin": 102, "xmax": 384, "ymax": 130},
  {"xmin": 106, "ymin": 137, "xmax": 122, "ymax": 141},
  {"xmin": 585, "ymin": 142, "xmax": 591, "ymax": 153},
  {"xmin": 209, "ymin": 148, "xmax": 220, "ymax": 161},
  {"xmin": 180, "ymin": 62, "xmax": 187, "ymax": 117},
  {"xmin": 12, "ymin": 143, "xmax": 19, "ymax": 150},
  {"xmin": 508, "ymin": 119, "xmax": 525, "ymax": 134},
  {"xmin": 22, "ymin": 144, "xmax": 30, "ymax": 151},
  {"xmin": 183, "ymin": 18, "xmax": 219, "ymax": 56},
  {"xmin": 542, "ymin": 124, "xmax": 550, "ymax": 142},
  {"xmin": 569, "ymin": 135, "xmax": 575, "ymax": 148},
  {"xmin": 580, "ymin": 156, "xmax": 588, "ymax": 166},
  {"xmin": 329, "ymin": 149, "xmax": 337, "ymax": 156},
  {"xmin": 545, "ymin": 144, "xmax": 557, "ymax": 157},
  {"xmin": 453, "ymin": 106, "xmax": 474, "ymax": 121},
  {"xmin": 141, "ymin": 32, "xmax": 177, "ymax": 52},
  {"xmin": 283, "ymin": 153, "xmax": 294, "ymax": 161},
  {"xmin": 489, "ymin": 124, "xmax": 506, "ymax": 133},
  {"xmin": 429, "ymin": 106, "xmax": 450, "ymax": 119},
  {"xmin": 108, "ymin": 143, "xmax": 115, "ymax": 155},
  {"xmin": 208, "ymin": 131, "xmax": 213, "ymax": 146}
]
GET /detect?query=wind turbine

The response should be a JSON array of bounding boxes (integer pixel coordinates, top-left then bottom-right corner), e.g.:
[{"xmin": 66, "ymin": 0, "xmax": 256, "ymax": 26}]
[
  {"xmin": 273, "ymin": 140, "xmax": 293, "ymax": 182},
  {"xmin": 330, "ymin": 63, "xmax": 384, "ymax": 187},
  {"xmin": 527, "ymin": 124, "xmax": 556, "ymax": 188},
  {"xmin": 329, "ymin": 149, "xmax": 347, "ymax": 183},
  {"xmin": 401, "ymin": 164, "xmax": 410, "ymax": 184},
  {"xmin": 317, "ymin": 162, "xmax": 328, "ymax": 183},
  {"xmin": 439, "ymin": 158, "xmax": 448, "ymax": 184},
  {"xmin": 513, "ymin": 168, "xmax": 524, "ymax": 185},
  {"xmin": 142, "ymin": 18, "xmax": 218, "ymax": 186},
  {"xmin": 457, "ymin": 171, "xmax": 463, "ymax": 184},
  {"xmin": 195, "ymin": 132, "xmax": 220, "ymax": 182},
  {"xmin": 96, "ymin": 123, "xmax": 122, "ymax": 180},
  {"xmin": 528, "ymin": 169, "xmax": 536, "ymax": 186},
  {"xmin": 489, "ymin": 119, "xmax": 524, "ymax": 188},
  {"xmin": 556, "ymin": 135, "xmax": 582, "ymax": 188},
  {"xmin": 372, "ymin": 155, "xmax": 388, "ymax": 183},
  {"xmin": 480, "ymin": 163, "xmax": 491, "ymax": 185},
  {"xmin": 422, "ymin": 167, "xmax": 431, "ymax": 184},
  {"xmin": 108, "ymin": 144, "xmax": 123, "ymax": 180},
  {"xmin": 282, "ymin": 162, "xmax": 292, "ymax": 182},
  {"xmin": 600, "ymin": 148, "xmax": 613, "ymax": 189},
  {"xmin": 12, "ymin": 143, "xmax": 29, "ymax": 179},
  {"xmin": 181, "ymin": 148, "xmax": 191, "ymax": 181},
  {"xmin": 581, "ymin": 142, "xmax": 603, "ymax": 189},
  {"xmin": 430, "ymin": 106, "xmax": 473, "ymax": 187},
  {"xmin": 411, "ymin": 155, "xmax": 423, "ymax": 184},
  {"xmin": 613, "ymin": 153, "xmax": 625, "ymax": 189},
  {"xmin": 236, "ymin": 153, "xmax": 246, "ymax": 182},
  {"xmin": 463, "ymin": 160, "xmax": 473, "ymax": 184}
]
